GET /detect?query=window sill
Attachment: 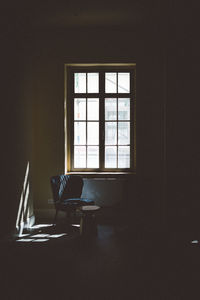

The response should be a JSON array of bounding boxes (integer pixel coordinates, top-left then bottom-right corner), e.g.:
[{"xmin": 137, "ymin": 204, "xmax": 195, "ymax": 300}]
[{"xmin": 66, "ymin": 171, "xmax": 136, "ymax": 179}]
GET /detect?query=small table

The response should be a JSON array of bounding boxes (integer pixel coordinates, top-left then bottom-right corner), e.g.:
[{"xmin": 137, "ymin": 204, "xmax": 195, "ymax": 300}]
[{"xmin": 80, "ymin": 205, "xmax": 100, "ymax": 237}]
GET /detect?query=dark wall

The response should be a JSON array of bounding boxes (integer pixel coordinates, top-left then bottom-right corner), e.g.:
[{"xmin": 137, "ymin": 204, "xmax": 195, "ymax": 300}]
[
  {"xmin": 27, "ymin": 23, "xmax": 165, "ymax": 231},
  {"xmin": 0, "ymin": 27, "xmax": 34, "ymax": 237},
  {"xmin": 166, "ymin": 3, "xmax": 200, "ymax": 232},
  {"xmin": 1, "ymin": 1, "xmax": 200, "ymax": 235}
]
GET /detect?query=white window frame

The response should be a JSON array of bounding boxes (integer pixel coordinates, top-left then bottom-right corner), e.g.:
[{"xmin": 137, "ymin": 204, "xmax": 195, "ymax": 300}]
[{"xmin": 64, "ymin": 63, "xmax": 136, "ymax": 173}]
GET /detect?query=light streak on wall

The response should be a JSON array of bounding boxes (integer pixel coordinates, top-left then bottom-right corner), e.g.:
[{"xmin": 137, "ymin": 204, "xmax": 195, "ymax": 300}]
[{"xmin": 16, "ymin": 162, "xmax": 31, "ymax": 236}]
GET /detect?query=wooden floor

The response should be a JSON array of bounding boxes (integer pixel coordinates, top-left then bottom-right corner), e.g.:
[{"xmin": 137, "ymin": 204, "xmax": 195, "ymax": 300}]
[{"xmin": 0, "ymin": 220, "xmax": 200, "ymax": 299}]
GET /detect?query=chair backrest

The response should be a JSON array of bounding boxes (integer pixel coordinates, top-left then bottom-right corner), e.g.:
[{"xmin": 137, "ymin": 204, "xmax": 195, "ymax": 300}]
[{"xmin": 50, "ymin": 175, "xmax": 83, "ymax": 203}]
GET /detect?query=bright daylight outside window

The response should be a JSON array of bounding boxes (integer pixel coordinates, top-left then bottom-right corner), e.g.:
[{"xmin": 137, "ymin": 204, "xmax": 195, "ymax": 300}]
[{"xmin": 65, "ymin": 65, "xmax": 136, "ymax": 172}]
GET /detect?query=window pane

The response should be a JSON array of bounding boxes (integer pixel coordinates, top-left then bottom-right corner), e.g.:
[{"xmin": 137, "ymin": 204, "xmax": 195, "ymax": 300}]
[
  {"xmin": 118, "ymin": 98, "xmax": 130, "ymax": 120},
  {"xmin": 87, "ymin": 98, "xmax": 99, "ymax": 120},
  {"xmin": 105, "ymin": 146, "xmax": 117, "ymax": 168},
  {"xmin": 74, "ymin": 146, "xmax": 86, "ymax": 168},
  {"xmin": 105, "ymin": 98, "xmax": 117, "ymax": 120},
  {"xmin": 74, "ymin": 98, "xmax": 86, "ymax": 120},
  {"xmin": 118, "ymin": 73, "xmax": 130, "ymax": 93},
  {"xmin": 87, "ymin": 146, "xmax": 99, "ymax": 168},
  {"xmin": 87, "ymin": 73, "xmax": 99, "ymax": 93},
  {"xmin": 74, "ymin": 73, "xmax": 86, "ymax": 93},
  {"xmin": 87, "ymin": 122, "xmax": 99, "ymax": 145},
  {"xmin": 105, "ymin": 122, "xmax": 117, "ymax": 145},
  {"xmin": 118, "ymin": 146, "xmax": 130, "ymax": 168},
  {"xmin": 74, "ymin": 122, "xmax": 86, "ymax": 145},
  {"xmin": 105, "ymin": 73, "xmax": 117, "ymax": 93},
  {"xmin": 118, "ymin": 122, "xmax": 130, "ymax": 145}
]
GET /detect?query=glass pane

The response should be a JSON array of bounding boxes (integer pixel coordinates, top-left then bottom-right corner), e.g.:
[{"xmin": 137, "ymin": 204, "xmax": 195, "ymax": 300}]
[
  {"xmin": 74, "ymin": 146, "xmax": 86, "ymax": 168},
  {"xmin": 105, "ymin": 146, "xmax": 117, "ymax": 168},
  {"xmin": 74, "ymin": 73, "xmax": 86, "ymax": 93},
  {"xmin": 118, "ymin": 98, "xmax": 130, "ymax": 120},
  {"xmin": 87, "ymin": 73, "xmax": 99, "ymax": 93},
  {"xmin": 87, "ymin": 146, "xmax": 99, "ymax": 168},
  {"xmin": 118, "ymin": 146, "xmax": 130, "ymax": 168},
  {"xmin": 87, "ymin": 98, "xmax": 99, "ymax": 120},
  {"xmin": 105, "ymin": 98, "xmax": 117, "ymax": 120},
  {"xmin": 87, "ymin": 122, "xmax": 99, "ymax": 145},
  {"xmin": 74, "ymin": 98, "xmax": 86, "ymax": 120},
  {"xmin": 74, "ymin": 122, "xmax": 86, "ymax": 145},
  {"xmin": 118, "ymin": 73, "xmax": 130, "ymax": 93},
  {"xmin": 105, "ymin": 73, "xmax": 117, "ymax": 93},
  {"xmin": 118, "ymin": 122, "xmax": 130, "ymax": 145},
  {"xmin": 105, "ymin": 122, "xmax": 117, "ymax": 145}
]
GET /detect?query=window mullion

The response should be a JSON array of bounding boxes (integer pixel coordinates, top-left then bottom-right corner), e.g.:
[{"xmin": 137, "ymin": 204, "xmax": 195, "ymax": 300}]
[
  {"xmin": 99, "ymin": 71, "xmax": 104, "ymax": 170},
  {"xmin": 85, "ymin": 73, "xmax": 88, "ymax": 168},
  {"xmin": 86, "ymin": 98, "xmax": 88, "ymax": 169},
  {"xmin": 116, "ymin": 73, "xmax": 118, "ymax": 168},
  {"xmin": 117, "ymin": 97, "xmax": 118, "ymax": 168}
]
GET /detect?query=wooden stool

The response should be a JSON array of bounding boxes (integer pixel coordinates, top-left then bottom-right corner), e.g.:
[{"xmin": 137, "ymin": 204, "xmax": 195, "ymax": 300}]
[{"xmin": 80, "ymin": 205, "xmax": 100, "ymax": 237}]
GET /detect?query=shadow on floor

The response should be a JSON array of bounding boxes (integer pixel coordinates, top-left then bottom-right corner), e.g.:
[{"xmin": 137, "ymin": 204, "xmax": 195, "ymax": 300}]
[{"xmin": 1, "ymin": 221, "xmax": 200, "ymax": 299}]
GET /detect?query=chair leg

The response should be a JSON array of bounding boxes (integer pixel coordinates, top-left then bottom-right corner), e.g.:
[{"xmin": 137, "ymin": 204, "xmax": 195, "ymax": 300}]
[
  {"xmin": 54, "ymin": 209, "xmax": 58, "ymax": 225},
  {"xmin": 65, "ymin": 210, "xmax": 72, "ymax": 230},
  {"xmin": 72, "ymin": 210, "xmax": 76, "ymax": 223}
]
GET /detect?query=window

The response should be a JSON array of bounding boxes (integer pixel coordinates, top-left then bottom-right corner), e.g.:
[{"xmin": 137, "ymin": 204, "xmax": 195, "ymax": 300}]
[{"xmin": 65, "ymin": 64, "xmax": 136, "ymax": 172}]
